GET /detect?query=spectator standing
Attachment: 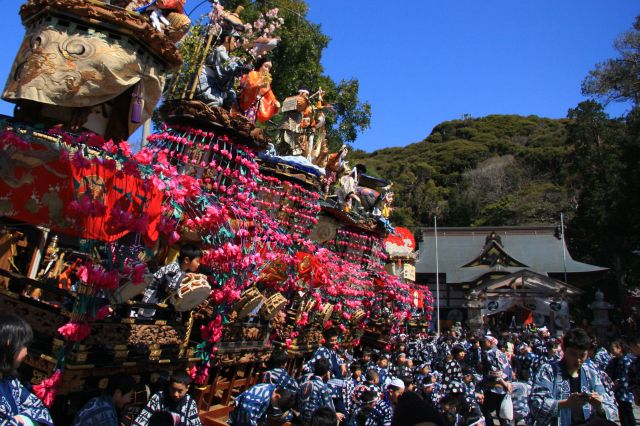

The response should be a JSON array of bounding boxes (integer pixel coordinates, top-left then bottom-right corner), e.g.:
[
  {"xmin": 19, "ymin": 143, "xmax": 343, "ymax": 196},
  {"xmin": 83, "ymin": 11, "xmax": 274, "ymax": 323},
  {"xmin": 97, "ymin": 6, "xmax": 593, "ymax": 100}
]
[
  {"xmin": 607, "ymin": 340, "xmax": 636, "ymax": 426},
  {"xmin": 0, "ymin": 314, "xmax": 53, "ymax": 426},
  {"xmin": 529, "ymin": 328, "xmax": 619, "ymax": 425}
]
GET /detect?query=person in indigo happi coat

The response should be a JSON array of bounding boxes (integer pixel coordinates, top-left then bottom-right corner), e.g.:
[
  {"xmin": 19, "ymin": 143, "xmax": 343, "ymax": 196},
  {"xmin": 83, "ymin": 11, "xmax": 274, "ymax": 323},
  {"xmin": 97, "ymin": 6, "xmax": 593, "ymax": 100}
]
[
  {"xmin": 304, "ymin": 329, "xmax": 346, "ymax": 379},
  {"xmin": 606, "ymin": 340, "xmax": 637, "ymax": 426},
  {"xmin": 261, "ymin": 350, "xmax": 298, "ymax": 393},
  {"xmin": 298, "ymin": 358, "xmax": 341, "ymax": 424},
  {"xmin": 529, "ymin": 327, "xmax": 618, "ymax": 426},
  {"xmin": 588, "ymin": 338, "xmax": 611, "ymax": 373},
  {"xmin": 364, "ymin": 378, "xmax": 405, "ymax": 426},
  {"xmin": 72, "ymin": 373, "xmax": 136, "ymax": 426},
  {"xmin": 0, "ymin": 314, "xmax": 53, "ymax": 426},
  {"xmin": 480, "ymin": 334, "xmax": 512, "ymax": 426},
  {"xmin": 138, "ymin": 244, "xmax": 202, "ymax": 318},
  {"xmin": 228, "ymin": 383, "xmax": 296, "ymax": 426},
  {"xmin": 133, "ymin": 371, "xmax": 201, "ymax": 426}
]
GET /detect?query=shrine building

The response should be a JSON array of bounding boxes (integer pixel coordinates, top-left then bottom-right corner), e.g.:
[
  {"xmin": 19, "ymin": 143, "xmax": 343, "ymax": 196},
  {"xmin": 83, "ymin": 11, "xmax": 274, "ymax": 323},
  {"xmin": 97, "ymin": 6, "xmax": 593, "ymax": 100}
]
[{"xmin": 415, "ymin": 226, "xmax": 607, "ymax": 332}]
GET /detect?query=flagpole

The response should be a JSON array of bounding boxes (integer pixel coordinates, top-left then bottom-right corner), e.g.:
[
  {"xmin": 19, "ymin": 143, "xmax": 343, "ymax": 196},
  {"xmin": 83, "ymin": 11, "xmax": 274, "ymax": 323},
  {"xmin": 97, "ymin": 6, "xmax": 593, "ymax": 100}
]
[
  {"xmin": 434, "ymin": 216, "xmax": 440, "ymax": 336},
  {"xmin": 560, "ymin": 212, "xmax": 568, "ymax": 284}
]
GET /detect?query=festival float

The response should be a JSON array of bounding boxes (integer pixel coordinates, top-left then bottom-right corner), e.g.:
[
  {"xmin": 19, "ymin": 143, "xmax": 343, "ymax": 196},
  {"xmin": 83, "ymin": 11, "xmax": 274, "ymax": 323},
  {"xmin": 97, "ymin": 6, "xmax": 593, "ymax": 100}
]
[{"xmin": 0, "ymin": 0, "xmax": 433, "ymax": 422}]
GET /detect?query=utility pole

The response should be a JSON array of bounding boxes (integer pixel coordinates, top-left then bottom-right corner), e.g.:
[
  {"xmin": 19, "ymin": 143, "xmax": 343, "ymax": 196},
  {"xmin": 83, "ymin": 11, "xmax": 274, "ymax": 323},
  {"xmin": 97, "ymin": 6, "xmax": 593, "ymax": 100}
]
[{"xmin": 434, "ymin": 216, "xmax": 440, "ymax": 336}]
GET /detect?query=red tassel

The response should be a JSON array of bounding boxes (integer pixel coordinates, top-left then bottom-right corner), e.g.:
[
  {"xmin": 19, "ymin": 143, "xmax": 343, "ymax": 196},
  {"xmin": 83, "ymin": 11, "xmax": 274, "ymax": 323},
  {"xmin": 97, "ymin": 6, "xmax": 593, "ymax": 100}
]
[{"xmin": 33, "ymin": 370, "xmax": 62, "ymax": 407}]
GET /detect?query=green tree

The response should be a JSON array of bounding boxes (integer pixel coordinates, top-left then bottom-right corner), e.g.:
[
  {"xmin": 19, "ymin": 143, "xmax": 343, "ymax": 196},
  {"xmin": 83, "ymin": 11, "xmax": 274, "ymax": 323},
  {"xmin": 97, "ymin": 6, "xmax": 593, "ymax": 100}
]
[
  {"xmin": 582, "ymin": 16, "xmax": 640, "ymax": 105},
  {"xmin": 565, "ymin": 101, "xmax": 632, "ymax": 303}
]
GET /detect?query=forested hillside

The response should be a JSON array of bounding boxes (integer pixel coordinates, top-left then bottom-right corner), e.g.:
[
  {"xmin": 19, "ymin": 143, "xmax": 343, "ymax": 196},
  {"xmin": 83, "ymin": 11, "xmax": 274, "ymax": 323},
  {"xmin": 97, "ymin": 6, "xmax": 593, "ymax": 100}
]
[{"xmin": 350, "ymin": 114, "xmax": 575, "ymax": 228}]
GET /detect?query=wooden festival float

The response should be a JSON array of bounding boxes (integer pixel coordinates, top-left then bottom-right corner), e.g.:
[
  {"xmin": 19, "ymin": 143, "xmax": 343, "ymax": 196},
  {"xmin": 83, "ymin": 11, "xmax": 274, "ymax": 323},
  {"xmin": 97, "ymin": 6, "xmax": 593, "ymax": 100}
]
[{"xmin": 0, "ymin": 0, "xmax": 433, "ymax": 423}]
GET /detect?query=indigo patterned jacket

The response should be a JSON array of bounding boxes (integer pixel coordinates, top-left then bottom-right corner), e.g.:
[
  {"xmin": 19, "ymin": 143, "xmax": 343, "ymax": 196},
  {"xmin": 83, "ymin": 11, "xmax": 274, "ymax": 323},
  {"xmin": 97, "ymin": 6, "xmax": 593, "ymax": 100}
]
[
  {"xmin": 606, "ymin": 353, "xmax": 636, "ymax": 403},
  {"xmin": 592, "ymin": 348, "xmax": 611, "ymax": 372},
  {"xmin": 364, "ymin": 397, "xmax": 392, "ymax": 426},
  {"xmin": 304, "ymin": 346, "xmax": 345, "ymax": 379},
  {"xmin": 71, "ymin": 396, "xmax": 118, "ymax": 426},
  {"xmin": 133, "ymin": 391, "xmax": 201, "ymax": 426},
  {"xmin": 228, "ymin": 384, "xmax": 275, "ymax": 426},
  {"xmin": 529, "ymin": 360, "xmax": 618, "ymax": 426},
  {"xmin": 0, "ymin": 378, "xmax": 53, "ymax": 426},
  {"xmin": 297, "ymin": 376, "xmax": 334, "ymax": 423},
  {"xmin": 261, "ymin": 368, "xmax": 298, "ymax": 393},
  {"xmin": 514, "ymin": 352, "xmax": 538, "ymax": 383}
]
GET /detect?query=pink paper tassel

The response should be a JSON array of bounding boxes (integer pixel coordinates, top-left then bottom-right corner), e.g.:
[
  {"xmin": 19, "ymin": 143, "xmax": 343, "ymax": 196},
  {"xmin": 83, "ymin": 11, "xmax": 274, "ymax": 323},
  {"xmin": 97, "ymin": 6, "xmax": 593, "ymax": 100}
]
[{"xmin": 33, "ymin": 370, "xmax": 62, "ymax": 407}]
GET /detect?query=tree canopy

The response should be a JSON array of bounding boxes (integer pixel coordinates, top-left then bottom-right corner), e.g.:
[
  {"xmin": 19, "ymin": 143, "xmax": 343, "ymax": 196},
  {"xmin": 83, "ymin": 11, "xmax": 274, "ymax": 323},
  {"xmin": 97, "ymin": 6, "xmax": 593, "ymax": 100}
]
[{"xmin": 582, "ymin": 16, "xmax": 640, "ymax": 105}]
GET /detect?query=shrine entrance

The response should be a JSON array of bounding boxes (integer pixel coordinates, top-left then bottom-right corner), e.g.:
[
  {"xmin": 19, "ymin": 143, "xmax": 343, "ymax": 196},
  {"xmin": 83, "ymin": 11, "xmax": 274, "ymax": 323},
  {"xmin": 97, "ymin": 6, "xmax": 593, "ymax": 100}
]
[
  {"xmin": 467, "ymin": 270, "xmax": 582, "ymax": 334},
  {"xmin": 484, "ymin": 305, "xmax": 534, "ymax": 332}
]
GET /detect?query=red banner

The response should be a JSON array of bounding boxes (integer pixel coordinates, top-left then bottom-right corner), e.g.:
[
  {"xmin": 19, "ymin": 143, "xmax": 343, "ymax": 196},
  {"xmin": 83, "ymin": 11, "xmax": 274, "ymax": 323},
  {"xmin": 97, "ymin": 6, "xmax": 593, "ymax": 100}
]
[{"xmin": 0, "ymin": 141, "xmax": 163, "ymax": 244}]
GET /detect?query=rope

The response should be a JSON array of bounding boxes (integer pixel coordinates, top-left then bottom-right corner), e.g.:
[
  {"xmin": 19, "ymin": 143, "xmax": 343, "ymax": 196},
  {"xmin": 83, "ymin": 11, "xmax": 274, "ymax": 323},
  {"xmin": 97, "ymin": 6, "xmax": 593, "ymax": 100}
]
[{"xmin": 180, "ymin": 311, "xmax": 195, "ymax": 358}]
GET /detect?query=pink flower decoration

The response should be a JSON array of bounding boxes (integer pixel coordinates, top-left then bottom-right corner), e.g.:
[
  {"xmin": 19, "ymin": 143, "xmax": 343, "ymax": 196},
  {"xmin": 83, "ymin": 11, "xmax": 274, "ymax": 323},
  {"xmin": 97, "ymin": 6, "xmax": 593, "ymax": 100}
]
[
  {"xmin": 102, "ymin": 140, "xmax": 118, "ymax": 154},
  {"xmin": 131, "ymin": 263, "xmax": 147, "ymax": 284},
  {"xmin": 189, "ymin": 364, "xmax": 210, "ymax": 385},
  {"xmin": 33, "ymin": 370, "xmax": 62, "ymax": 407},
  {"xmin": 58, "ymin": 321, "xmax": 91, "ymax": 342},
  {"xmin": 71, "ymin": 152, "xmax": 91, "ymax": 169},
  {"xmin": 119, "ymin": 141, "xmax": 132, "ymax": 157},
  {"xmin": 201, "ymin": 315, "xmax": 223, "ymax": 344}
]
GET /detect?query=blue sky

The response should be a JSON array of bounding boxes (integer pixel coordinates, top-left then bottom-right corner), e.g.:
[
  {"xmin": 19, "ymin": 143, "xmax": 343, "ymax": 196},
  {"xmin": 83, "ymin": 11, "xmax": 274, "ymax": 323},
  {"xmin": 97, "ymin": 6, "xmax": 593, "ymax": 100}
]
[{"xmin": 0, "ymin": 0, "xmax": 636, "ymax": 151}]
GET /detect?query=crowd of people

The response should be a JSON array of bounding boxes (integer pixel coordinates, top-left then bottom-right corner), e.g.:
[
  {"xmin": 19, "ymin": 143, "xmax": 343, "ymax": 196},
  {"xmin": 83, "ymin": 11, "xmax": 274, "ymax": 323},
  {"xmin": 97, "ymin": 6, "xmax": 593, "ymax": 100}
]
[
  {"xmin": 1, "ymin": 314, "xmax": 639, "ymax": 426},
  {"xmin": 233, "ymin": 326, "xmax": 639, "ymax": 426}
]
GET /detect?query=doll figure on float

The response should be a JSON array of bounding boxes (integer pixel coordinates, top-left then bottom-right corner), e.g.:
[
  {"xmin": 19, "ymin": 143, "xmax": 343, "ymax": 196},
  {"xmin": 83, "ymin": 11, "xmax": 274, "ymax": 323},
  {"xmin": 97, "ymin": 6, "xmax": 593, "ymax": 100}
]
[
  {"xmin": 322, "ymin": 144, "xmax": 349, "ymax": 196},
  {"xmin": 277, "ymin": 87, "xmax": 334, "ymax": 158},
  {"xmin": 277, "ymin": 88, "xmax": 311, "ymax": 156},
  {"xmin": 195, "ymin": 23, "xmax": 252, "ymax": 109},
  {"xmin": 238, "ymin": 57, "xmax": 280, "ymax": 123},
  {"xmin": 128, "ymin": 0, "xmax": 190, "ymax": 41},
  {"xmin": 306, "ymin": 89, "xmax": 333, "ymax": 166},
  {"xmin": 335, "ymin": 164, "xmax": 360, "ymax": 213}
]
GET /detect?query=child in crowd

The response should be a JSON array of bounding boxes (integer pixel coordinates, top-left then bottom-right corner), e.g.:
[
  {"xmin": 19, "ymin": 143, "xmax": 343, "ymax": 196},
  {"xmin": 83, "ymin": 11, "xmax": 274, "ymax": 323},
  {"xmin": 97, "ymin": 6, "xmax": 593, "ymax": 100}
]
[
  {"xmin": 138, "ymin": 245, "xmax": 202, "ymax": 318},
  {"xmin": 133, "ymin": 371, "xmax": 201, "ymax": 426}
]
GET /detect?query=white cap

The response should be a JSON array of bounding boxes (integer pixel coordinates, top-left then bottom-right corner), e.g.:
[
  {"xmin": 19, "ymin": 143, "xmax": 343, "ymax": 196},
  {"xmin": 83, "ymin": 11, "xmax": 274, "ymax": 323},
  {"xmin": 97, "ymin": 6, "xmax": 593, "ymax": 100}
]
[{"xmin": 388, "ymin": 378, "xmax": 405, "ymax": 390}]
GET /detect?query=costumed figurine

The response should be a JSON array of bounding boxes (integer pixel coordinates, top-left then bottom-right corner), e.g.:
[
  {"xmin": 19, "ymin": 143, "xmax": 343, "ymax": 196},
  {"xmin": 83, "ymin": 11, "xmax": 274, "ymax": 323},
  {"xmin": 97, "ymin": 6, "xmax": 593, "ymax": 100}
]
[
  {"xmin": 335, "ymin": 165, "xmax": 359, "ymax": 213},
  {"xmin": 373, "ymin": 185, "xmax": 394, "ymax": 219},
  {"xmin": 277, "ymin": 88, "xmax": 315, "ymax": 156},
  {"xmin": 129, "ymin": 0, "xmax": 191, "ymax": 42},
  {"xmin": 354, "ymin": 183, "xmax": 394, "ymax": 217},
  {"xmin": 195, "ymin": 8, "xmax": 252, "ymax": 109},
  {"xmin": 373, "ymin": 185, "xmax": 394, "ymax": 232},
  {"xmin": 238, "ymin": 57, "xmax": 280, "ymax": 123},
  {"xmin": 306, "ymin": 89, "xmax": 333, "ymax": 166},
  {"xmin": 323, "ymin": 144, "xmax": 349, "ymax": 196},
  {"xmin": 381, "ymin": 190, "xmax": 394, "ymax": 218}
]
